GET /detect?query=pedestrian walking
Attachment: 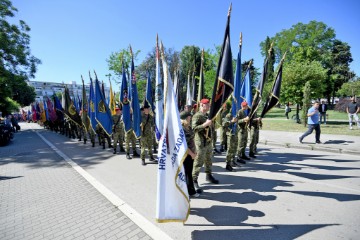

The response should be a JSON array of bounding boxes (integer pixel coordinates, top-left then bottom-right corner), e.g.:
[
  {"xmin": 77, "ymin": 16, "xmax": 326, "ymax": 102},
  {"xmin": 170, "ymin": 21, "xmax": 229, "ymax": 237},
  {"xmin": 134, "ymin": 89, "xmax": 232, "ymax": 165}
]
[
  {"xmin": 346, "ymin": 96, "xmax": 360, "ymax": 130},
  {"xmin": 299, "ymin": 101, "xmax": 321, "ymax": 144},
  {"xmin": 319, "ymin": 100, "xmax": 328, "ymax": 124}
]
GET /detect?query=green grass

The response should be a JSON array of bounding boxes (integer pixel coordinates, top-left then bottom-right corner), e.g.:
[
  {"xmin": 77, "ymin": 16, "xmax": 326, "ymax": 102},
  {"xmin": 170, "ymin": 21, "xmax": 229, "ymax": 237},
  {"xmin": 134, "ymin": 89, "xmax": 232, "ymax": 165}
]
[{"xmin": 261, "ymin": 107, "xmax": 360, "ymax": 136}]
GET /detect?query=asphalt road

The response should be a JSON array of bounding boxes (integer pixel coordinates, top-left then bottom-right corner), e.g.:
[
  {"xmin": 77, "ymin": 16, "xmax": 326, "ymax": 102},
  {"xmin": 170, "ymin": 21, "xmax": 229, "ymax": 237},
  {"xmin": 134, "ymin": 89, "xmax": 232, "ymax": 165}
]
[{"xmin": 2, "ymin": 123, "xmax": 360, "ymax": 240}]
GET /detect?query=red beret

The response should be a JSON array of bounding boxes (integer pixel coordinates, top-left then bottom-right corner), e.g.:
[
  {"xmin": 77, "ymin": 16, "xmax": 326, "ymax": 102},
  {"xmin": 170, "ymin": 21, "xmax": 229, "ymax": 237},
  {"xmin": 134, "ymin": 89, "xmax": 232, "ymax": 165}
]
[
  {"xmin": 200, "ymin": 99, "xmax": 210, "ymax": 104},
  {"xmin": 115, "ymin": 107, "xmax": 120, "ymax": 111},
  {"xmin": 241, "ymin": 101, "xmax": 248, "ymax": 107}
]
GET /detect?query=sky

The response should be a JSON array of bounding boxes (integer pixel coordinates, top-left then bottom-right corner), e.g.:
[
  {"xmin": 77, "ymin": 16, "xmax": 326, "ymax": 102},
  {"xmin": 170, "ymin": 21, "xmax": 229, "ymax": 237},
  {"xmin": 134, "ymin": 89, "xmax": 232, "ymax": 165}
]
[{"xmin": 10, "ymin": 0, "xmax": 360, "ymax": 88}]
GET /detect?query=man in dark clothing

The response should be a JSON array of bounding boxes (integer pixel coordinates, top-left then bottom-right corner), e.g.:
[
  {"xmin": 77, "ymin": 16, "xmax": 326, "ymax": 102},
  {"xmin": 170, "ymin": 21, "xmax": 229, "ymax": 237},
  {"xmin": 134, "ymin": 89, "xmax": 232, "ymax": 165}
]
[
  {"xmin": 319, "ymin": 101, "xmax": 328, "ymax": 124},
  {"xmin": 346, "ymin": 96, "xmax": 360, "ymax": 130}
]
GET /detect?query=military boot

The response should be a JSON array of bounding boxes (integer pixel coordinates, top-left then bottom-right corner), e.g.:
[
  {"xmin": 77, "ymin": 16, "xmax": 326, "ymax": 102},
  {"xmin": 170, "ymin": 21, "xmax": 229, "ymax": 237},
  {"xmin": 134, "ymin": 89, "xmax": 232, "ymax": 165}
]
[
  {"xmin": 153, "ymin": 146, "xmax": 158, "ymax": 153},
  {"xmin": 113, "ymin": 149, "xmax": 116, "ymax": 154},
  {"xmin": 119, "ymin": 146, "xmax": 125, "ymax": 152},
  {"xmin": 220, "ymin": 145, "xmax": 225, "ymax": 152},
  {"xmin": 206, "ymin": 174, "xmax": 219, "ymax": 184},
  {"xmin": 132, "ymin": 150, "xmax": 140, "ymax": 157},
  {"xmin": 126, "ymin": 153, "xmax": 132, "ymax": 159},
  {"xmin": 92, "ymin": 141, "xmax": 95, "ymax": 147},
  {"xmin": 249, "ymin": 152, "xmax": 257, "ymax": 158},
  {"xmin": 141, "ymin": 159, "xmax": 146, "ymax": 166},
  {"xmin": 193, "ymin": 180, "xmax": 203, "ymax": 193}
]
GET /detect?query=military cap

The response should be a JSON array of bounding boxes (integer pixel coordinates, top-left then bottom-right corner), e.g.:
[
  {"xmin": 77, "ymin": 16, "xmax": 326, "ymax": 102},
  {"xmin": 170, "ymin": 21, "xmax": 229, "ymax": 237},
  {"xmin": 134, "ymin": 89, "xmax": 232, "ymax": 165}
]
[
  {"xmin": 143, "ymin": 100, "xmax": 150, "ymax": 109},
  {"xmin": 200, "ymin": 98, "xmax": 210, "ymax": 104},
  {"xmin": 241, "ymin": 101, "xmax": 248, "ymax": 107}
]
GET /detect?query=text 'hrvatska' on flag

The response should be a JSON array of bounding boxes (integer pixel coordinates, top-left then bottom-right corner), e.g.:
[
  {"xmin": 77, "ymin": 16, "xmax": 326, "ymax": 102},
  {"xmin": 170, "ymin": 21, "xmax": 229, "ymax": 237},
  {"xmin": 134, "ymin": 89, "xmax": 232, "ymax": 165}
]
[{"xmin": 156, "ymin": 40, "xmax": 190, "ymax": 223}]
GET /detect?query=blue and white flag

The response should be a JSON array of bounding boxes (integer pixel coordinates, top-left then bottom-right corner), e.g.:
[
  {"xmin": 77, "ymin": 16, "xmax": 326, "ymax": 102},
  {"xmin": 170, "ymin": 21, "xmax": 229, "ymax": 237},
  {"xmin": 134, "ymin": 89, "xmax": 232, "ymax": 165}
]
[
  {"xmin": 155, "ymin": 34, "xmax": 164, "ymax": 140},
  {"xmin": 240, "ymin": 67, "xmax": 253, "ymax": 109},
  {"xmin": 156, "ymin": 42, "xmax": 190, "ymax": 223}
]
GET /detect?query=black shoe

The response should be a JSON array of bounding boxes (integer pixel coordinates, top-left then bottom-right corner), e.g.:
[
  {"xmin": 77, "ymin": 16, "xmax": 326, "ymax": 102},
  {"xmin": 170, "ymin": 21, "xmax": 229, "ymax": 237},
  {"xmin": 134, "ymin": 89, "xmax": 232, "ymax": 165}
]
[
  {"xmin": 133, "ymin": 151, "xmax": 140, "ymax": 157},
  {"xmin": 213, "ymin": 148, "xmax": 221, "ymax": 154},
  {"xmin": 241, "ymin": 155, "xmax": 250, "ymax": 160},
  {"xmin": 236, "ymin": 158, "xmax": 246, "ymax": 164},
  {"xmin": 299, "ymin": 137, "xmax": 303, "ymax": 143},
  {"xmin": 206, "ymin": 174, "xmax": 219, "ymax": 184},
  {"xmin": 84, "ymin": 139, "xmax": 87, "ymax": 144},
  {"xmin": 141, "ymin": 159, "xmax": 146, "ymax": 166},
  {"xmin": 193, "ymin": 180, "xmax": 203, "ymax": 193},
  {"xmin": 126, "ymin": 153, "xmax": 132, "ymax": 159},
  {"xmin": 153, "ymin": 148, "xmax": 158, "ymax": 153},
  {"xmin": 92, "ymin": 142, "xmax": 95, "ymax": 147},
  {"xmin": 225, "ymin": 164, "xmax": 234, "ymax": 171},
  {"xmin": 149, "ymin": 156, "xmax": 157, "ymax": 161},
  {"xmin": 119, "ymin": 147, "xmax": 125, "ymax": 152},
  {"xmin": 249, "ymin": 152, "xmax": 257, "ymax": 158},
  {"xmin": 220, "ymin": 146, "xmax": 225, "ymax": 152},
  {"xmin": 316, "ymin": 141, "xmax": 322, "ymax": 144},
  {"xmin": 113, "ymin": 149, "xmax": 116, "ymax": 154},
  {"xmin": 231, "ymin": 161, "xmax": 239, "ymax": 167},
  {"xmin": 108, "ymin": 144, "xmax": 113, "ymax": 148}
]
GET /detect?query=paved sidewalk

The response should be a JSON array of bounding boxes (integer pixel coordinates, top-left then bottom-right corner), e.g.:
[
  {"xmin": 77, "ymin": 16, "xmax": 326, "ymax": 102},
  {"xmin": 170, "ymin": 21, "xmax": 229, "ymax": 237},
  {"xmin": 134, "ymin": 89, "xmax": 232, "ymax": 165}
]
[
  {"xmin": 259, "ymin": 130, "xmax": 360, "ymax": 155},
  {"xmin": 0, "ymin": 126, "xmax": 152, "ymax": 240}
]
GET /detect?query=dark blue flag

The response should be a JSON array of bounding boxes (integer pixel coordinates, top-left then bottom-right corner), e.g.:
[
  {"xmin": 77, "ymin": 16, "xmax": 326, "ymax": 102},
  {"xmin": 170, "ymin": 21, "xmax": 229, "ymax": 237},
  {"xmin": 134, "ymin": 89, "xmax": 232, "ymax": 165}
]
[
  {"xmin": 145, "ymin": 70, "xmax": 155, "ymax": 113},
  {"xmin": 88, "ymin": 76, "xmax": 97, "ymax": 131},
  {"xmin": 120, "ymin": 64, "xmax": 132, "ymax": 132},
  {"xmin": 231, "ymin": 37, "xmax": 242, "ymax": 134},
  {"xmin": 94, "ymin": 77, "xmax": 113, "ymax": 136},
  {"xmin": 130, "ymin": 47, "xmax": 141, "ymax": 139}
]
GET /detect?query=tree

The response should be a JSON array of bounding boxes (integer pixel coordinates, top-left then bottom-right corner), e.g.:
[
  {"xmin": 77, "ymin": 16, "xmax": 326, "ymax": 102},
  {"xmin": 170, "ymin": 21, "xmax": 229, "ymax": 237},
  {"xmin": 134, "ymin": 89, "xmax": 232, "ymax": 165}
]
[
  {"xmin": 302, "ymin": 81, "xmax": 312, "ymax": 126},
  {"xmin": 337, "ymin": 77, "xmax": 360, "ymax": 97},
  {"xmin": 0, "ymin": 0, "xmax": 40, "ymax": 114}
]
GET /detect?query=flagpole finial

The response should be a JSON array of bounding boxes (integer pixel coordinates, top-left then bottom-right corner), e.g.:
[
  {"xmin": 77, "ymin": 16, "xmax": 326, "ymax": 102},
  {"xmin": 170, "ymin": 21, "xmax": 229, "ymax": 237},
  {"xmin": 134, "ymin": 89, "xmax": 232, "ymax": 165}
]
[
  {"xmin": 248, "ymin": 59, "xmax": 253, "ymax": 68},
  {"xmin": 129, "ymin": 45, "xmax": 133, "ymax": 57},
  {"xmin": 228, "ymin": 3, "xmax": 232, "ymax": 17},
  {"xmin": 280, "ymin": 51, "xmax": 287, "ymax": 64},
  {"xmin": 268, "ymin": 42, "xmax": 274, "ymax": 56},
  {"xmin": 239, "ymin": 32, "xmax": 243, "ymax": 47}
]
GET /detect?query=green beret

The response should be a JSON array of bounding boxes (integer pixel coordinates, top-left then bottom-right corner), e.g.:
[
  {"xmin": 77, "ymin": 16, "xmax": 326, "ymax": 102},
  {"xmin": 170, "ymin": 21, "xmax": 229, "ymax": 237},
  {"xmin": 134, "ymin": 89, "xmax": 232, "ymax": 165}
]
[{"xmin": 180, "ymin": 111, "xmax": 192, "ymax": 120}]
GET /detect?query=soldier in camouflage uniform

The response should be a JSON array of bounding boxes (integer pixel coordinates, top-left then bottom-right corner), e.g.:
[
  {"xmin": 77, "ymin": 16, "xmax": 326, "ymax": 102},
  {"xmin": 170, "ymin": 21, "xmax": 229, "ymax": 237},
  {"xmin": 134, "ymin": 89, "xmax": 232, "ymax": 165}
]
[
  {"xmin": 125, "ymin": 119, "xmax": 140, "ymax": 159},
  {"xmin": 249, "ymin": 112, "xmax": 261, "ymax": 158},
  {"xmin": 222, "ymin": 112, "xmax": 239, "ymax": 171},
  {"xmin": 192, "ymin": 99, "xmax": 219, "ymax": 192},
  {"xmin": 112, "ymin": 107, "xmax": 125, "ymax": 154},
  {"xmin": 140, "ymin": 101, "xmax": 156, "ymax": 165},
  {"xmin": 236, "ymin": 101, "xmax": 251, "ymax": 160},
  {"xmin": 96, "ymin": 124, "xmax": 112, "ymax": 149},
  {"xmin": 220, "ymin": 103, "xmax": 229, "ymax": 152}
]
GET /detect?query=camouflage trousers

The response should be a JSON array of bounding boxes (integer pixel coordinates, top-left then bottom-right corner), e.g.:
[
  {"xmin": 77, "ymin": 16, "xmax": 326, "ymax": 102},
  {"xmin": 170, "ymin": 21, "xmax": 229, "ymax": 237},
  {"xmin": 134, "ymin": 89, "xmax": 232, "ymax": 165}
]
[
  {"xmin": 113, "ymin": 131, "xmax": 124, "ymax": 150},
  {"xmin": 125, "ymin": 130, "xmax": 136, "ymax": 153},
  {"xmin": 237, "ymin": 128, "xmax": 248, "ymax": 157},
  {"xmin": 212, "ymin": 129, "xmax": 217, "ymax": 148},
  {"xmin": 249, "ymin": 128, "xmax": 259, "ymax": 154},
  {"xmin": 220, "ymin": 127, "xmax": 228, "ymax": 148},
  {"xmin": 226, "ymin": 134, "xmax": 238, "ymax": 163},
  {"xmin": 192, "ymin": 143, "xmax": 213, "ymax": 181},
  {"xmin": 140, "ymin": 136, "xmax": 153, "ymax": 159}
]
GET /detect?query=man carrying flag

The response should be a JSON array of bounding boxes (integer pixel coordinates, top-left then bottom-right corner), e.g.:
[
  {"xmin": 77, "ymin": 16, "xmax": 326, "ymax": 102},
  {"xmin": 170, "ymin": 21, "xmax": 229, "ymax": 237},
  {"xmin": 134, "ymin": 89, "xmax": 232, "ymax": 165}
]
[
  {"xmin": 192, "ymin": 98, "xmax": 219, "ymax": 193},
  {"xmin": 140, "ymin": 100, "xmax": 156, "ymax": 166}
]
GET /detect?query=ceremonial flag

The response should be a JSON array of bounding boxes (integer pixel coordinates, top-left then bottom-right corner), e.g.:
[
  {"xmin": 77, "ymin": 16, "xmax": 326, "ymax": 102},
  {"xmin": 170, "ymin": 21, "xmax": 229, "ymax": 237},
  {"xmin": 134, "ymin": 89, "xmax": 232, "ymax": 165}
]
[
  {"xmin": 46, "ymin": 97, "xmax": 57, "ymax": 122},
  {"xmin": 155, "ymin": 34, "xmax": 164, "ymax": 140},
  {"xmin": 145, "ymin": 70, "xmax": 155, "ymax": 114},
  {"xmin": 120, "ymin": 63, "xmax": 131, "ymax": 132},
  {"xmin": 43, "ymin": 100, "xmax": 49, "ymax": 121},
  {"xmin": 173, "ymin": 69, "xmax": 179, "ymax": 105},
  {"xmin": 191, "ymin": 69, "xmax": 195, "ymax": 104},
  {"xmin": 231, "ymin": 35, "xmax": 242, "ymax": 133},
  {"xmin": 196, "ymin": 49, "xmax": 205, "ymax": 112},
  {"xmin": 209, "ymin": 5, "xmax": 234, "ymax": 120},
  {"xmin": 81, "ymin": 76, "xmax": 91, "ymax": 132},
  {"xmin": 109, "ymin": 80, "xmax": 116, "ymax": 115},
  {"xmin": 94, "ymin": 75, "xmax": 113, "ymax": 136},
  {"xmin": 130, "ymin": 46, "xmax": 142, "ymax": 139},
  {"xmin": 261, "ymin": 53, "xmax": 286, "ymax": 118},
  {"xmin": 156, "ymin": 42, "xmax": 190, "ymax": 223},
  {"xmin": 39, "ymin": 101, "xmax": 46, "ymax": 123},
  {"xmin": 54, "ymin": 95, "xmax": 63, "ymax": 111},
  {"xmin": 248, "ymin": 45, "xmax": 272, "ymax": 121},
  {"xmin": 88, "ymin": 74, "xmax": 97, "ymax": 131},
  {"xmin": 64, "ymin": 87, "xmax": 82, "ymax": 127},
  {"xmin": 240, "ymin": 62, "xmax": 253, "ymax": 108},
  {"xmin": 35, "ymin": 102, "xmax": 41, "ymax": 121},
  {"xmin": 73, "ymin": 94, "xmax": 79, "ymax": 112},
  {"xmin": 186, "ymin": 71, "xmax": 192, "ymax": 105},
  {"xmin": 32, "ymin": 104, "xmax": 37, "ymax": 122}
]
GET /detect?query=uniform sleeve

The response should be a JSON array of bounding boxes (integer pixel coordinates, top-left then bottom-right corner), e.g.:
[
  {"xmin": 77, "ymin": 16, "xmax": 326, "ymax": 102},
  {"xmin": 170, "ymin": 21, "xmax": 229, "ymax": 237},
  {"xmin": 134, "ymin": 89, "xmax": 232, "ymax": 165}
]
[{"xmin": 192, "ymin": 114, "xmax": 205, "ymax": 131}]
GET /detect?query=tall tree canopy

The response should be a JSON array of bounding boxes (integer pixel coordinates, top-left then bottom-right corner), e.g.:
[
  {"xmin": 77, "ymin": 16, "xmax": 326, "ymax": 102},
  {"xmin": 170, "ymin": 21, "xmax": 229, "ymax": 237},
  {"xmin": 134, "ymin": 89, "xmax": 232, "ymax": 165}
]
[{"xmin": 0, "ymin": 0, "xmax": 40, "ymax": 114}]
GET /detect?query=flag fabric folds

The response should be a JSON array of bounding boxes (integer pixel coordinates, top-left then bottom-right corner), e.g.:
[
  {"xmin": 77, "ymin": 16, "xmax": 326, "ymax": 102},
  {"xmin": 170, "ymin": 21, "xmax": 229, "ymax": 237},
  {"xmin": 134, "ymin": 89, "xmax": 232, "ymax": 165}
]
[
  {"xmin": 145, "ymin": 70, "xmax": 155, "ymax": 114},
  {"xmin": 81, "ymin": 76, "xmax": 91, "ymax": 132},
  {"xmin": 46, "ymin": 97, "xmax": 57, "ymax": 122},
  {"xmin": 231, "ymin": 37, "xmax": 242, "ymax": 133},
  {"xmin": 130, "ymin": 46, "xmax": 142, "ymax": 139},
  {"xmin": 109, "ymin": 81, "xmax": 116, "ymax": 116},
  {"xmin": 94, "ymin": 77, "xmax": 113, "ymax": 136},
  {"xmin": 240, "ymin": 66, "xmax": 253, "ymax": 108},
  {"xmin": 261, "ymin": 55, "xmax": 285, "ymax": 118},
  {"xmin": 64, "ymin": 87, "xmax": 82, "ymax": 127},
  {"xmin": 88, "ymin": 75, "xmax": 98, "ymax": 131},
  {"xmin": 186, "ymin": 72, "xmax": 192, "ymax": 106},
  {"xmin": 156, "ymin": 42, "xmax": 190, "ymax": 223},
  {"xmin": 196, "ymin": 49, "xmax": 205, "ymax": 111},
  {"xmin": 209, "ymin": 6, "xmax": 234, "ymax": 120},
  {"xmin": 155, "ymin": 34, "xmax": 164, "ymax": 140},
  {"xmin": 120, "ymin": 64, "xmax": 132, "ymax": 133}
]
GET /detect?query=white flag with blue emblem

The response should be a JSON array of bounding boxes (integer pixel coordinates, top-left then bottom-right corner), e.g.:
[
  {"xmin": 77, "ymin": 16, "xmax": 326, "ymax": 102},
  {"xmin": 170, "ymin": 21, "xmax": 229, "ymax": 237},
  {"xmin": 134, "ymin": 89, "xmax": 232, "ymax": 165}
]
[{"xmin": 156, "ymin": 41, "xmax": 190, "ymax": 223}]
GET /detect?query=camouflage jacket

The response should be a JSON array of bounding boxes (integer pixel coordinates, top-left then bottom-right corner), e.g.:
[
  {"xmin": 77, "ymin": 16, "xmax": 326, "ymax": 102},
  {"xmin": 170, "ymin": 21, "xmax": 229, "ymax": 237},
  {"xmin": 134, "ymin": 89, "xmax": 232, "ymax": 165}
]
[
  {"xmin": 192, "ymin": 111, "xmax": 211, "ymax": 146},
  {"xmin": 140, "ymin": 113, "xmax": 154, "ymax": 137}
]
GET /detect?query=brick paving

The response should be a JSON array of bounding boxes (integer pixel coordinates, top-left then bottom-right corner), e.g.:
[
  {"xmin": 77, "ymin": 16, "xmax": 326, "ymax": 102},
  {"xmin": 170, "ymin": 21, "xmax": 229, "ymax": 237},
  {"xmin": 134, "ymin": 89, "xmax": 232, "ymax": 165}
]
[{"xmin": 0, "ymin": 127, "xmax": 152, "ymax": 240}]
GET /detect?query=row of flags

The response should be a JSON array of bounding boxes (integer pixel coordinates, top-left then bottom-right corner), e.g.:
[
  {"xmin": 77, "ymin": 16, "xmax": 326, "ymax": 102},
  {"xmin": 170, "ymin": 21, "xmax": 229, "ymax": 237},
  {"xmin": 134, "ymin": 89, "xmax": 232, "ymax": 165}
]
[{"xmin": 25, "ymin": 5, "xmax": 286, "ymax": 224}]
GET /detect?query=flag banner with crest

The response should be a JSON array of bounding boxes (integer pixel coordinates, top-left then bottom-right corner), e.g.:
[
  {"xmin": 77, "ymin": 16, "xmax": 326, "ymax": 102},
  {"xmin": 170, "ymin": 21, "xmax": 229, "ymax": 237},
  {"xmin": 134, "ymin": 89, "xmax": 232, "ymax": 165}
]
[
  {"xmin": 145, "ymin": 70, "xmax": 155, "ymax": 115},
  {"xmin": 64, "ymin": 87, "xmax": 82, "ymax": 127},
  {"xmin": 209, "ymin": 5, "xmax": 234, "ymax": 120},
  {"xmin": 155, "ymin": 34, "xmax": 164, "ymax": 140},
  {"xmin": 156, "ymin": 42, "xmax": 190, "ymax": 223},
  {"xmin": 130, "ymin": 47, "xmax": 142, "ymax": 139},
  {"xmin": 120, "ymin": 64, "xmax": 132, "ymax": 133},
  {"xmin": 94, "ymin": 77, "xmax": 113, "ymax": 136},
  {"xmin": 88, "ymin": 76, "xmax": 97, "ymax": 131},
  {"xmin": 46, "ymin": 97, "xmax": 57, "ymax": 122}
]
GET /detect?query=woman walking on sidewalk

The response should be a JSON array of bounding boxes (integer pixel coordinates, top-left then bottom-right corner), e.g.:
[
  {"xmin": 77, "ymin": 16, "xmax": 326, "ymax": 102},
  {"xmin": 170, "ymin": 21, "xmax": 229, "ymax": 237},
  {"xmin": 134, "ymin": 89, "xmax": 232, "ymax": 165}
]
[{"xmin": 299, "ymin": 101, "xmax": 321, "ymax": 144}]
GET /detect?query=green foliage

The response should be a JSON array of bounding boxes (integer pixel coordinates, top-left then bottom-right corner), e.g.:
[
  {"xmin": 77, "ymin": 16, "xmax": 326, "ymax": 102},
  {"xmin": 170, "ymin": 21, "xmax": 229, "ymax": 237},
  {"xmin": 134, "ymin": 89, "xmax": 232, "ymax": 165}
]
[
  {"xmin": 302, "ymin": 81, "xmax": 312, "ymax": 126},
  {"xmin": 0, "ymin": 0, "xmax": 39, "ymax": 114},
  {"xmin": 282, "ymin": 60, "xmax": 327, "ymax": 104},
  {"xmin": 337, "ymin": 78, "xmax": 360, "ymax": 96}
]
